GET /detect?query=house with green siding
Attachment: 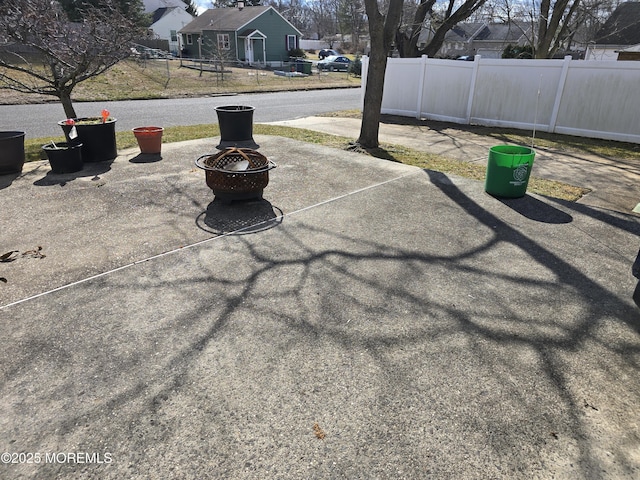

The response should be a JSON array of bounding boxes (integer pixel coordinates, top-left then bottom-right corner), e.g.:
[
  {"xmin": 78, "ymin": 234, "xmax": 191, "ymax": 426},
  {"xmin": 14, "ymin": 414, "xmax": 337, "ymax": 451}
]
[{"xmin": 178, "ymin": 5, "xmax": 302, "ymax": 66}]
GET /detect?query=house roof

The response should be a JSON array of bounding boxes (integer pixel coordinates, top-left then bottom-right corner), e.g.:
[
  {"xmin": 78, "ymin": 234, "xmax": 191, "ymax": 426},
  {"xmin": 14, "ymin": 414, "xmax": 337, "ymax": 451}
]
[
  {"xmin": 150, "ymin": 6, "xmax": 193, "ymax": 26},
  {"xmin": 444, "ymin": 22, "xmax": 530, "ymax": 43},
  {"xmin": 179, "ymin": 6, "xmax": 301, "ymax": 36},
  {"xmin": 151, "ymin": 7, "xmax": 169, "ymax": 24},
  {"xmin": 142, "ymin": 0, "xmax": 185, "ymax": 14},
  {"xmin": 594, "ymin": 2, "xmax": 640, "ymax": 45}
]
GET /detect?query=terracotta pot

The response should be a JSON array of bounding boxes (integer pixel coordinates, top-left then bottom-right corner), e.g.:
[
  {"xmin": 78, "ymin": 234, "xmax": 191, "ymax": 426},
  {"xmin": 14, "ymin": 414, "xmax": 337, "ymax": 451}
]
[{"xmin": 132, "ymin": 126, "xmax": 164, "ymax": 154}]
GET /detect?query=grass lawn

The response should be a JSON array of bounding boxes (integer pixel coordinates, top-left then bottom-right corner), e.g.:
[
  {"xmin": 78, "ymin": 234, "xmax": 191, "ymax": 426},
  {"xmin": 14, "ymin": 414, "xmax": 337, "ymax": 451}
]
[{"xmin": 0, "ymin": 58, "xmax": 360, "ymax": 104}]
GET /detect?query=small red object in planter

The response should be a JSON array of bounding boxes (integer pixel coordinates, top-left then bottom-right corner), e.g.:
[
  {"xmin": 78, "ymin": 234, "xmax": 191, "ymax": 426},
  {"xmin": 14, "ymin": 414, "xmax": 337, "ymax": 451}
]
[{"xmin": 101, "ymin": 109, "xmax": 110, "ymax": 123}]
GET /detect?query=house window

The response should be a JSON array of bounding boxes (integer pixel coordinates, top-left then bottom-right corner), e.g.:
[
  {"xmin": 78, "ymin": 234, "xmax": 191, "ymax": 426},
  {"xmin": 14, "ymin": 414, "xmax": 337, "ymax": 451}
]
[
  {"xmin": 218, "ymin": 34, "xmax": 230, "ymax": 51},
  {"xmin": 170, "ymin": 30, "xmax": 177, "ymax": 42},
  {"xmin": 186, "ymin": 34, "xmax": 193, "ymax": 45},
  {"xmin": 286, "ymin": 35, "xmax": 297, "ymax": 50}
]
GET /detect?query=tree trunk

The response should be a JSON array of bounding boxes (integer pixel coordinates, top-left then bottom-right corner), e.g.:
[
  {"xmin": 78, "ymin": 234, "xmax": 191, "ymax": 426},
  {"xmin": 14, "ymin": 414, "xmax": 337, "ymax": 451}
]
[
  {"xmin": 357, "ymin": 0, "xmax": 405, "ymax": 149},
  {"xmin": 59, "ymin": 90, "xmax": 77, "ymax": 119},
  {"xmin": 396, "ymin": 0, "xmax": 434, "ymax": 58},
  {"xmin": 535, "ymin": 0, "xmax": 577, "ymax": 58},
  {"xmin": 357, "ymin": 51, "xmax": 387, "ymax": 148}
]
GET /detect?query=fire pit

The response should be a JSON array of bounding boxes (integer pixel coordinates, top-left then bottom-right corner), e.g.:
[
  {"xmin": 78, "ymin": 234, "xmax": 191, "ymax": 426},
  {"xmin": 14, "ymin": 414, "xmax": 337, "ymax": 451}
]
[{"xmin": 195, "ymin": 147, "xmax": 276, "ymax": 202}]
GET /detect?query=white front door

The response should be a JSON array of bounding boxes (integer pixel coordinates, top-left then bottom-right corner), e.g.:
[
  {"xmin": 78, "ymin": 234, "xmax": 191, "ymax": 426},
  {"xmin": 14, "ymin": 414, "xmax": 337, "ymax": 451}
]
[{"xmin": 245, "ymin": 40, "xmax": 253, "ymax": 64}]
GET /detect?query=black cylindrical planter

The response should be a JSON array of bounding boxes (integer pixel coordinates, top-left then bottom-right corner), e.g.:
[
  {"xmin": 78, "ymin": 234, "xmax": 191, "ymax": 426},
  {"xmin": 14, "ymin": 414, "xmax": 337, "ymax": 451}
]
[
  {"xmin": 59, "ymin": 118, "xmax": 117, "ymax": 162},
  {"xmin": 42, "ymin": 142, "xmax": 83, "ymax": 174},
  {"xmin": 215, "ymin": 106, "xmax": 259, "ymax": 150},
  {"xmin": 0, "ymin": 131, "xmax": 26, "ymax": 175}
]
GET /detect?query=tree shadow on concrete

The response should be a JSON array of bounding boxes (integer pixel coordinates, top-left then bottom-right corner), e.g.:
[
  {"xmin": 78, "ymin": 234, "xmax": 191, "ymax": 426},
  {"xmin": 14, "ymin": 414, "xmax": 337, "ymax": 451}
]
[{"xmin": 2, "ymin": 169, "xmax": 639, "ymax": 478}]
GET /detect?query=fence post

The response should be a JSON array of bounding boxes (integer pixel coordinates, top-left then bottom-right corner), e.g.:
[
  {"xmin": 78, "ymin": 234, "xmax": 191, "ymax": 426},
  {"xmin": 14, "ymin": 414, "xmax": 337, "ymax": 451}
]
[
  {"xmin": 549, "ymin": 56, "xmax": 572, "ymax": 134},
  {"xmin": 465, "ymin": 55, "xmax": 481, "ymax": 124},
  {"xmin": 360, "ymin": 56, "xmax": 368, "ymax": 111},
  {"xmin": 415, "ymin": 55, "xmax": 429, "ymax": 119}
]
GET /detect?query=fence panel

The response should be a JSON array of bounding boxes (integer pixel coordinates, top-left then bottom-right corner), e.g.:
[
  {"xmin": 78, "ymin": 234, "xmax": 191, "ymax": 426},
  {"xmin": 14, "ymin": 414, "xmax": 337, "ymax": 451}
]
[
  {"xmin": 380, "ymin": 57, "xmax": 422, "ymax": 116},
  {"xmin": 420, "ymin": 58, "xmax": 474, "ymax": 122},
  {"xmin": 554, "ymin": 61, "xmax": 640, "ymax": 142},
  {"xmin": 471, "ymin": 59, "xmax": 564, "ymax": 131},
  {"xmin": 363, "ymin": 56, "xmax": 640, "ymax": 144}
]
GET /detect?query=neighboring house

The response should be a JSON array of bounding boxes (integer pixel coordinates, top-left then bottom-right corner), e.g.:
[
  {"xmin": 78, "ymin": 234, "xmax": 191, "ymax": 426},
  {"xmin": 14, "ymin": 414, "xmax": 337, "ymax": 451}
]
[
  {"xmin": 617, "ymin": 44, "xmax": 640, "ymax": 61},
  {"xmin": 150, "ymin": 7, "xmax": 195, "ymax": 54},
  {"xmin": 143, "ymin": 0, "xmax": 185, "ymax": 11},
  {"xmin": 143, "ymin": 0, "xmax": 194, "ymax": 55},
  {"xmin": 179, "ymin": 5, "xmax": 302, "ymax": 66},
  {"xmin": 586, "ymin": 2, "xmax": 640, "ymax": 60},
  {"xmin": 419, "ymin": 21, "xmax": 532, "ymax": 58}
]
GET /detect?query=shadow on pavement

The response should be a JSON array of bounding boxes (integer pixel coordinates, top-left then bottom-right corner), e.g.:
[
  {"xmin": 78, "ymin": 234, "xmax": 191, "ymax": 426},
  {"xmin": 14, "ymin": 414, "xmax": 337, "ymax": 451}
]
[
  {"xmin": 196, "ymin": 198, "xmax": 283, "ymax": 235},
  {"xmin": 0, "ymin": 172, "xmax": 20, "ymax": 190},
  {"xmin": 33, "ymin": 160, "xmax": 114, "ymax": 187},
  {"xmin": 497, "ymin": 194, "xmax": 573, "ymax": 224},
  {"xmin": 129, "ymin": 153, "xmax": 162, "ymax": 163}
]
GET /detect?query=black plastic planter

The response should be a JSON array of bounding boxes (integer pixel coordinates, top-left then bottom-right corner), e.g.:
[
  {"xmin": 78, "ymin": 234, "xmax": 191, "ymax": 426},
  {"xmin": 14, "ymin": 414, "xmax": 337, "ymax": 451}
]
[
  {"xmin": 59, "ymin": 118, "xmax": 117, "ymax": 162},
  {"xmin": 215, "ymin": 106, "xmax": 259, "ymax": 150},
  {"xmin": 0, "ymin": 131, "xmax": 26, "ymax": 175},
  {"xmin": 42, "ymin": 142, "xmax": 83, "ymax": 174}
]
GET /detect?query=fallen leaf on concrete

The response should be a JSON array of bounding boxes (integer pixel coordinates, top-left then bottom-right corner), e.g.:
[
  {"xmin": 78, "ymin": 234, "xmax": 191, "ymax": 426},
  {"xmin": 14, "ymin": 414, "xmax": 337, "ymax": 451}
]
[
  {"xmin": 550, "ymin": 431, "xmax": 559, "ymax": 439},
  {"xmin": 313, "ymin": 422, "xmax": 326, "ymax": 440},
  {"xmin": 0, "ymin": 251, "xmax": 19, "ymax": 262},
  {"xmin": 22, "ymin": 246, "xmax": 46, "ymax": 259},
  {"xmin": 0, "ymin": 277, "xmax": 7, "ymax": 283},
  {"xmin": 583, "ymin": 400, "xmax": 599, "ymax": 411}
]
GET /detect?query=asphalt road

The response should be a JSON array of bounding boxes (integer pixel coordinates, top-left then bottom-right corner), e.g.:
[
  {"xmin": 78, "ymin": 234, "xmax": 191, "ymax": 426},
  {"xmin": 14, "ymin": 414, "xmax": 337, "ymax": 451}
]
[{"xmin": 0, "ymin": 88, "xmax": 362, "ymax": 139}]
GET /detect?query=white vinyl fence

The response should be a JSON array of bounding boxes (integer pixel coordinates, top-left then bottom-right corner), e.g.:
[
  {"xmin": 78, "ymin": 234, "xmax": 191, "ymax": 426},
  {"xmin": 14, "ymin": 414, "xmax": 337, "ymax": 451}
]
[{"xmin": 361, "ymin": 55, "xmax": 640, "ymax": 144}]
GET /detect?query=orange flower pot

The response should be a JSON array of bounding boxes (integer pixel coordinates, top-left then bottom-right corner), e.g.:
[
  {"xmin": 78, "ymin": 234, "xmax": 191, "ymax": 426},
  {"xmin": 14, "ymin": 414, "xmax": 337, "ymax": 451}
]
[{"xmin": 132, "ymin": 126, "xmax": 163, "ymax": 154}]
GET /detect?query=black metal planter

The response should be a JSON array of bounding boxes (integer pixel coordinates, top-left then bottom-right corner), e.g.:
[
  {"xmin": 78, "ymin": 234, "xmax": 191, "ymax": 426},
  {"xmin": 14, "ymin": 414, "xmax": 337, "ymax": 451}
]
[
  {"xmin": 0, "ymin": 131, "xmax": 26, "ymax": 175},
  {"xmin": 42, "ymin": 142, "xmax": 84, "ymax": 174},
  {"xmin": 59, "ymin": 118, "xmax": 117, "ymax": 162},
  {"xmin": 215, "ymin": 105, "xmax": 259, "ymax": 150}
]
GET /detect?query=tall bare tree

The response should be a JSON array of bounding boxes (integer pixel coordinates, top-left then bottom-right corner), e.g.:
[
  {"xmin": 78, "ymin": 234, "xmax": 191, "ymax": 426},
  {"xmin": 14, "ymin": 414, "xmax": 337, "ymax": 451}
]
[
  {"xmin": 182, "ymin": 0, "xmax": 199, "ymax": 16},
  {"xmin": 535, "ymin": 0, "xmax": 582, "ymax": 58},
  {"xmin": 474, "ymin": 0, "xmax": 614, "ymax": 58},
  {"xmin": 0, "ymin": 0, "xmax": 145, "ymax": 118},
  {"xmin": 357, "ymin": 0, "xmax": 405, "ymax": 149},
  {"xmin": 306, "ymin": 0, "xmax": 338, "ymax": 40},
  {"xmin": 396, "ymin": 0, "xmax": 488, "ymax": 58}
]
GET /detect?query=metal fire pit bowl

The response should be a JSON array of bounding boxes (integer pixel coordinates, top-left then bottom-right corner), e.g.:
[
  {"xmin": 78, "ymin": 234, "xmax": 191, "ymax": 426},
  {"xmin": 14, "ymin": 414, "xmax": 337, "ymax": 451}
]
[{"xmin": 195, "ymin": 147, "xmax": 276, "ymax": 202}]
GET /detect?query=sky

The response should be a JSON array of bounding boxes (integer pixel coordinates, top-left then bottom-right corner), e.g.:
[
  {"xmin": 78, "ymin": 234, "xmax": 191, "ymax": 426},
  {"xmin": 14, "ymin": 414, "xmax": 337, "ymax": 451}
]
[{"xmin": 194, "ymin": 1, "xmax": 209, "ymax": 13}]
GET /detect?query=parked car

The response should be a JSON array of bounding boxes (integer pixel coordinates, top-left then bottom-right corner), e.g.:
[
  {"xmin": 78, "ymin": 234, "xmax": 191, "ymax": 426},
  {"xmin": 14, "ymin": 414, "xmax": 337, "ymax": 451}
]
[
  {"xmin": 317, "ymin": 55, "xmax": 352, "ymax": 72},
  {"xmin": 318, "ymin": 49, "xmax": 339, "ymax": 59}
]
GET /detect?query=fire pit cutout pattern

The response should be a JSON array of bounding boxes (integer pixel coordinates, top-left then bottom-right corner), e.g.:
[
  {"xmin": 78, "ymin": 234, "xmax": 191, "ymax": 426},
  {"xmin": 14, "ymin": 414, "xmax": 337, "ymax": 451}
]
[{"xmin": 195, "ymin": 147, "xmax": 276, "ymax": 202}]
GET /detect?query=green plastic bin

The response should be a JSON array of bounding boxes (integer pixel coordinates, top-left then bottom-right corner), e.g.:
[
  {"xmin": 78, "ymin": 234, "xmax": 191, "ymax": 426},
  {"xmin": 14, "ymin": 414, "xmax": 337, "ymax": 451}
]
[
  {"xmin": 485, "ymin": 145, "xmax": 535, "ymax": 198},
  {"xmin": 295, "ymin": 59, "xmax": 312, "ymax": 74}
]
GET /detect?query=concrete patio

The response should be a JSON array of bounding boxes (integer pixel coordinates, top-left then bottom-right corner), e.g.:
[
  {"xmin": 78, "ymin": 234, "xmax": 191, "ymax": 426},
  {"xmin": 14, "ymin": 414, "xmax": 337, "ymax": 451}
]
[{"xmin": 1, "ymin": 131, "xmax": 639, "ymax": 479}]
